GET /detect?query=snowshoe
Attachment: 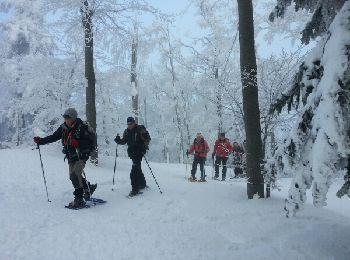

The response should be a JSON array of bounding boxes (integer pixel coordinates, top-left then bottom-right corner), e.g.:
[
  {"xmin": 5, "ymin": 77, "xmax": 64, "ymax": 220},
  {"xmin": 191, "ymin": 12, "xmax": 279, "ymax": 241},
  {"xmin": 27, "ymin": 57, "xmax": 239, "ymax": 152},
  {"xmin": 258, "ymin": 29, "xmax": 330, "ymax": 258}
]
[
  {"xmin": 126, "ymin": 190, "xmax": 143, "ymax": 198},
  {"xmin": 65, "ymin": 197, "xmax": 86, "ymax": 210},
  {"xmin": 188, "ymin": 176, "xmax": 197, "ymax": 182}
]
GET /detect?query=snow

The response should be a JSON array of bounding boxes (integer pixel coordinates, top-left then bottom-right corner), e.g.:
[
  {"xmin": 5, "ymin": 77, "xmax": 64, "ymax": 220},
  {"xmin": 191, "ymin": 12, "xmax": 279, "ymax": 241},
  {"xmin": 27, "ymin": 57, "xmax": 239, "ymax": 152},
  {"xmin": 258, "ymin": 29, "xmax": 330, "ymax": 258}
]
[{"xmin": 1, "ymin": 147, "xmax": 350, "ymax": 260}]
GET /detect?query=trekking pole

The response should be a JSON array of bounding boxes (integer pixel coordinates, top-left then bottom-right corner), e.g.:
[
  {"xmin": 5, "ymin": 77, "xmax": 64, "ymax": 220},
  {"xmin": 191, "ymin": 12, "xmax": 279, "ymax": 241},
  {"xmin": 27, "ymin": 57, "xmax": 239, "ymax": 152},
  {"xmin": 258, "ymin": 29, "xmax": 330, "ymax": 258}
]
[
  {"xmin": 112, "ymin": 145, "xmax": 118, "ymax": 191},
  {"xmin": 35, "ymin": 144, "xmax": 51, "ymax": 202},
  {"xmin": 143, "ymin": 155, "xmax": 163, "ymax": 194},
  {"xmin": 185, "ymin": 151, "xmax": 188, "ymax": 176}
]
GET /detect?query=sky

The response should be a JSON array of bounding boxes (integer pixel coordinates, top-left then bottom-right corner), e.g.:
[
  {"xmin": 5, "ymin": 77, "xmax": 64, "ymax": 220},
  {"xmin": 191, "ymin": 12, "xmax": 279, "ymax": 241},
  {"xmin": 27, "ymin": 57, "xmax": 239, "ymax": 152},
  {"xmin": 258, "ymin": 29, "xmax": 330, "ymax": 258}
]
[{"xmin": 143, "ymin": 0, "xmax": 306, "ymax": 59}]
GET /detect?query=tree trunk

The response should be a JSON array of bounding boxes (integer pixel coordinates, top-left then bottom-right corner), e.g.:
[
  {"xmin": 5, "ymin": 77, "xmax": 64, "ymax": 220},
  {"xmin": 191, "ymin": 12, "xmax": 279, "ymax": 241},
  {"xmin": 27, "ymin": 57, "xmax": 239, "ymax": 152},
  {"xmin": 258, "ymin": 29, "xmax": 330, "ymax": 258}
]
[
  {"xmin": 237, "ymin": 0, "xmax": 264, "ymax": 198},
  {"xmin": 131, "ymin": 32, "xmax": 139, "ymax": 123},
  {"xmin": 82, "ymin": 0, "xmax": 98, "ymax": 165},
  {"xmin": 215, "ymin": 67, "xmax": 223, "ymax": 133}
]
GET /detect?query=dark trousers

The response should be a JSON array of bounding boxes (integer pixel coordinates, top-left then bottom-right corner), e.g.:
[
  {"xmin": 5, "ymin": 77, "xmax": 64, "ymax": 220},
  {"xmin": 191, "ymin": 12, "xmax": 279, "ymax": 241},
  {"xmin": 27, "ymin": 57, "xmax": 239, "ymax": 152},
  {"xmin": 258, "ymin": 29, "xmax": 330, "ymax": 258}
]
[
  {"xmin": 131, "ymin": 157, "xmax": 147, "ymax": 192},
  {"xmin": 215, "ymin": 157, "xmax": 228, "ymax": 179},
  {"xmin": 191, "ymin": 157, "xmax": 206, "ymax": 180},
  {"xmin": 234, "ymin": 167, "xmax": 243, "ymax": 177}
]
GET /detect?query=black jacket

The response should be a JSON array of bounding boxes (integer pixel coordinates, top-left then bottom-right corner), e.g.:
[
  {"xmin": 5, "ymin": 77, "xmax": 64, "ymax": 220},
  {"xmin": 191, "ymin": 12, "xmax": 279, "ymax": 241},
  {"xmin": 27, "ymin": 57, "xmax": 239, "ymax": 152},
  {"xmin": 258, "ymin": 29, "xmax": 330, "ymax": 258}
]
[
  {"xmin": 117, "ymin": 124, "xmax": 151, "ymax": 159},
  {"xmin": 39, "ymin": 118, "xmax": 92, "ymax": 163}
]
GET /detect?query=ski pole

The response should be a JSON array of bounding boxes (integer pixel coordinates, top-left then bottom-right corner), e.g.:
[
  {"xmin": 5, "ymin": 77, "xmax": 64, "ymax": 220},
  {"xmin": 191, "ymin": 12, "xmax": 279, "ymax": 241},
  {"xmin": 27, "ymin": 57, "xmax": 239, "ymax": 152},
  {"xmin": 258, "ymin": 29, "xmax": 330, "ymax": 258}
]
[
  {"xmin": 185, "ymin": 151, "xmax": 188, "ymax": 176},
  {"xmin": 143, "ymin": 155, "xmax": 163, "ymax": 194},
  {"xmin": 35, "ymin": 144, "xmax": 51, "ymax": 202},
  {"xmin": 112, "ymin": 145, "xmax": 118, "ymax": 191}
]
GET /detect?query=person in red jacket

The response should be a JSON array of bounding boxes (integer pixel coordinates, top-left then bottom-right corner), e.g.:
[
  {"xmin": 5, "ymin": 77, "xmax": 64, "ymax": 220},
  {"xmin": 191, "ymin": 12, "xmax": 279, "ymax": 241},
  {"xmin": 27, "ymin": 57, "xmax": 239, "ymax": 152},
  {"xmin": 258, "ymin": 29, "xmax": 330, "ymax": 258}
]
[
  {"xmin": 212, "ymin": 132, "xmax": 233, "ymax": 181},
  {"xmin": 187, "ymin": 133, "xmax": 210, "ymax": 181}
]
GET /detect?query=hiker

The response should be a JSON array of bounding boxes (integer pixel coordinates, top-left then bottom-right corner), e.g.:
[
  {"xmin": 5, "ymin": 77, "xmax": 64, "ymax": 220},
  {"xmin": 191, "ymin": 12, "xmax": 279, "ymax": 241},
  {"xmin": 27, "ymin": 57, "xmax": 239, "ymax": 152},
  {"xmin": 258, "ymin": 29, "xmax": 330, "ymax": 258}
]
[
  {"xmin": 114, "ymin": 117, "xmax": 151, "ymax": 197},
  {"xmin": 212, "ymin": 132, "xmax": 233, "ymax": 181},
  {"xmin": 232, "ymin": 142, "xmax": 245, "ymax": 178},
  {"xmin": 186, "ymin": 133, "xmax": 210, "ymax": 182},
  {"xmin": 33, "ymin": 108, "xmax": 97, "ymax": 209}
]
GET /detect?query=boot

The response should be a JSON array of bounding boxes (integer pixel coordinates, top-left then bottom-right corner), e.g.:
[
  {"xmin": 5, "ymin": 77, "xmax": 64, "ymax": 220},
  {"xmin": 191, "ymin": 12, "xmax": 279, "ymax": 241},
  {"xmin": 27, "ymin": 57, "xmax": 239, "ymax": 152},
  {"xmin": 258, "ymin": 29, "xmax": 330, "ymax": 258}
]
[
  {"xmin": 84, "ymin": 183, "xmax": 97, "ymax": 200},
  {"xmin": 68, "ymin": 196, "xmax": 86, "ymax": 209},
  {"xmin": 128, "ymin": 189, "xmax": 140, "ymax": 197}
]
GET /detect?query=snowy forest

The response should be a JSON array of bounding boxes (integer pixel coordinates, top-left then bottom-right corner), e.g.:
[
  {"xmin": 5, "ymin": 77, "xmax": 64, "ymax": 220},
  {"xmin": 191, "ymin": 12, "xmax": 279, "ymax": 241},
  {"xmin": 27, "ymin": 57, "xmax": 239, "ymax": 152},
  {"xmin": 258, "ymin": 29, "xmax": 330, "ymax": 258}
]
[
  {"xmin": 1, "ymin": 0, "xmax": 350, "ymax": 214},
  {"xmin": 1, "ymin": 0, "xmax": 350, "ymax": 259}
]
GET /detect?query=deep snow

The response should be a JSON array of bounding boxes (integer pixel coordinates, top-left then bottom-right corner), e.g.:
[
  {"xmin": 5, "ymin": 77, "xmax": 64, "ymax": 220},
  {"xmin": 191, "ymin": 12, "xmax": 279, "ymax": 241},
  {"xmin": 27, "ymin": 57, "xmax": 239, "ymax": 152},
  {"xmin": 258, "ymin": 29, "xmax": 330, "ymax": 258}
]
[{"xmin": 1, "ymin": 147, "xmax": 349, "ymax": 260}]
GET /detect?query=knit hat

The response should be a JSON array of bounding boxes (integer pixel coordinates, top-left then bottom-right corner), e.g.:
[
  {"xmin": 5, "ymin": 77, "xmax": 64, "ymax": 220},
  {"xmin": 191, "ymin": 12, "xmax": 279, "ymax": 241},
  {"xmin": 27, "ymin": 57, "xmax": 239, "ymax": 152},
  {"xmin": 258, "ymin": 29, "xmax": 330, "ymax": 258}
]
[
  {"xmin": 62, "ymin": 108, "xmax": 78, "ymax": 119},
  {"xmin": 127, "ymin": 116, "xmax": 135, "ymax": 123},
  {"xmin": 196, "ymin": 132, "xmax": 203, "ymax": 138}
]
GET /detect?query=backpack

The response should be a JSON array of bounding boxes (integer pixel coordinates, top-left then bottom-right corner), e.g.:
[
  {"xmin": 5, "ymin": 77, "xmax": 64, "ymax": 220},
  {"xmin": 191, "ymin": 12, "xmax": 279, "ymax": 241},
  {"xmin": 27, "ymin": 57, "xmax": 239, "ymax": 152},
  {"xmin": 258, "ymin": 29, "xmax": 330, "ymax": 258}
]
[
  {"xmin": 137, "ymin": 125, "xmax": 151, "ymax": 147},
  {"xmin": 82, "ymin": 121, "xmax": 97, "ymax": 153}
]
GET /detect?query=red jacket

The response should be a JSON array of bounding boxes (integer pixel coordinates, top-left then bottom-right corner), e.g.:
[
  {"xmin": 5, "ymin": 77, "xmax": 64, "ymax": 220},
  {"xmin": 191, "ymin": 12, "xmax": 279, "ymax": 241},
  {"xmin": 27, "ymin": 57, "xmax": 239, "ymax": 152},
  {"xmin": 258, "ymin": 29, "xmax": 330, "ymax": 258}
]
[
  {"xmin": 212, "ymin": 138, "xmax": 233, "ymax": 158},
  {"xmin": 188, "ymin": 138, "xmax": 209, "ymax": 158}
]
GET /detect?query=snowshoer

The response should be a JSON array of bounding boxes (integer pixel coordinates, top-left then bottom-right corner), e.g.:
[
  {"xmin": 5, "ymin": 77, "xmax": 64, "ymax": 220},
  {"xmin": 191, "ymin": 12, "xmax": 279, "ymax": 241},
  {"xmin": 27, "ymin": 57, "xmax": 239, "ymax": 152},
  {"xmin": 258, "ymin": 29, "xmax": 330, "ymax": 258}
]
[
  {"xmin": 33, "ymin": 108, "xmax": 97, "ymax": 209},
  {"xmin": 212, "ymin": 132, "xmax": 233, "ymax": 181},
  {"xmin": 114, "ymin": 116, "xmax": 151, "ymax": 197},
  {"xmin": 187, "ymin": 133, "xmax": 209, "ymax": 182},
  {"xmin": 232, "ymin": 142, "xmax": 245, "ymax": 178}
]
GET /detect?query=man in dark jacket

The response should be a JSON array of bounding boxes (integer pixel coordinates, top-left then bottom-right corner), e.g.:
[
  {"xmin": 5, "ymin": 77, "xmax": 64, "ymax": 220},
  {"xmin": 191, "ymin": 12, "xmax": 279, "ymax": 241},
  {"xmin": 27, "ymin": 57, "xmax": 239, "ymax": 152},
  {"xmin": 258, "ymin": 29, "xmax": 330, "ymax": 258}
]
[
  {"xmin": 33, "ymin": 108, "xmax": 97, "ymax": 208},
  {"xmin": 114, "ymin": 117, "xmax": 151, "ymax": 197}
]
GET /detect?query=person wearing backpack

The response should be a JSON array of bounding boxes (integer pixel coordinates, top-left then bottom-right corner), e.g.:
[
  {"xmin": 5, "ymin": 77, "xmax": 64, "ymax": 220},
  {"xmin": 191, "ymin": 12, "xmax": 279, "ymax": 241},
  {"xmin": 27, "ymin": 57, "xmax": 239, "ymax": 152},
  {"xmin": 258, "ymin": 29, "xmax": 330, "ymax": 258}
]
[
  {"xmin": 212, "ymin": 132, "xmax": 233, "ymax": 181},
  {"xmin": 114, "ymin": 116, "xmax": 151, "ymax": 197},
  {"xmin": 33, "ymin": 108, "xmax": 97, "ymax": 209},
  {"xmin": 186, "ymin": 133, "xmax": 210, "ymax": 182}
]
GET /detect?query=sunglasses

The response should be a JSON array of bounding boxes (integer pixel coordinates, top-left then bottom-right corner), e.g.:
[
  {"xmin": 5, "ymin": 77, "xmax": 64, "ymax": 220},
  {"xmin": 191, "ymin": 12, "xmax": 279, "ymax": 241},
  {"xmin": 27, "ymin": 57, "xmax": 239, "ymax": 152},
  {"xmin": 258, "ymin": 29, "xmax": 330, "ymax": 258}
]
[{"xmin": 127, "ymin": 122, "xmax": 134, "ymax": 125}]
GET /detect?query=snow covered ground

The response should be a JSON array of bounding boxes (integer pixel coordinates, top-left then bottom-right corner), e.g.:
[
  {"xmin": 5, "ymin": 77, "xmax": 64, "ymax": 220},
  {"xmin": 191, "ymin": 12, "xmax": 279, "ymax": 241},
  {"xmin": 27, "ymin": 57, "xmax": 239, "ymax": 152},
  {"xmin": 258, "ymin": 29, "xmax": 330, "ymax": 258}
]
[{"xmin": 1, "ymin": 147, "xmax": 350, "ymax": 260}]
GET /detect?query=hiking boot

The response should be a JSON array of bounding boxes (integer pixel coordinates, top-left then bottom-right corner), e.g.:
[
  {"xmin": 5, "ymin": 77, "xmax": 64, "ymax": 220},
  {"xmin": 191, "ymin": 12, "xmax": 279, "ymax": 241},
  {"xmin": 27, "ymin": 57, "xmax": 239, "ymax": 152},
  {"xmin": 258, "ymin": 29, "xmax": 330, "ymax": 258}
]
[
  {"xmin": 84, "ymin": 183, "xmax": 97, "ymax": 200},
  {"xmin": 199, "ymin": 178, "xmax": 206, "ymax": 182},
  {"xmin": 221, "ymin": 177, "xmax": 226, "ymax": 181},
  {"xmin": 68, "ymin": 197, "xmax": 86, "ymax": 209},
  {"xmin": 128, "ymin": 190, "xmax": 140, "ymax": 197}
]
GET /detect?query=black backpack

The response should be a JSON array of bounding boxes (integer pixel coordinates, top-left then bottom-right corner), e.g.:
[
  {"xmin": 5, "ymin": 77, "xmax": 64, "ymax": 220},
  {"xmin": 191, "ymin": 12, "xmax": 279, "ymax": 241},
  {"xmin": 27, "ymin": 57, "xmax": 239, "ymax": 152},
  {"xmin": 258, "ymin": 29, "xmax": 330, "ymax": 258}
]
[
  {"xmin": 82, "ymin": 121, "xmax": 97, "ymax": 153},
  {"xmin": 137, "ymin": 125, "xmax": 151, "ymax": 147}
]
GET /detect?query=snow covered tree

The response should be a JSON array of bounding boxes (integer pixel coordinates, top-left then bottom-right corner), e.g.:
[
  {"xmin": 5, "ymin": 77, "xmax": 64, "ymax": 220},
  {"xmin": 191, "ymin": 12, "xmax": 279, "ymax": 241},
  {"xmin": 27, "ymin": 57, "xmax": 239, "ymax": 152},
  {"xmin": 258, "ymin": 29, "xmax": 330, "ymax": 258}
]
[
  {"xmin": 237, "ymin": 0, "xmax": 264, "ymax": 198},
  {"xmin": 269, "ymin": 1, "xmax": 350, "ymax": 216}
]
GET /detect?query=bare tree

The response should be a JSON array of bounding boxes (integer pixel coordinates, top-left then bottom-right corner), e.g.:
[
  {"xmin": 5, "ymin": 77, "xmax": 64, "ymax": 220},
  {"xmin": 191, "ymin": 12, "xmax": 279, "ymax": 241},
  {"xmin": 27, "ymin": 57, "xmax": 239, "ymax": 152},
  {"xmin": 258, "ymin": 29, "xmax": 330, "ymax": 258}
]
[
  {"xmin": 81, "ymin": 0, "xmax": 97, "ymax": 164},
  {"xmin": 237, "ymin": 0, "xmax": 264, "ymax": 198}
]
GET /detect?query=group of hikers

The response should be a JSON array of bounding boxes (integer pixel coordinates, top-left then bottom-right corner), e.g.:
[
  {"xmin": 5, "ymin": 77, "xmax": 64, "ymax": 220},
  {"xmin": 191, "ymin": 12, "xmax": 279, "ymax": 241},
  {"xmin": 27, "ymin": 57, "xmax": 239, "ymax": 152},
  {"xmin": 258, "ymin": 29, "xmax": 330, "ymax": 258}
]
[
  {"xmin": 187, "ymin": 132, "xmax": 245, "ymax": 182},
  {"xmin": 33, "ymin": 107, "xmax": 245, "ymax": 209},
  {"xmin": 33, "ymin": 108, "xmax": 151, "ymax": 209}
]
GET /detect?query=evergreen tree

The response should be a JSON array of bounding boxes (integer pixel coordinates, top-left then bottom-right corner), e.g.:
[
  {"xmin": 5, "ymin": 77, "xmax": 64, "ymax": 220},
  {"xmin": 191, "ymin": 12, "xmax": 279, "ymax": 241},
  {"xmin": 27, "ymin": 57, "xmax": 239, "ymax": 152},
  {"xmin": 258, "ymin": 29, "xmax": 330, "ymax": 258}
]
[{"xmin": 269, "ymin": 1, "xmax": 350, "ymax": 216}]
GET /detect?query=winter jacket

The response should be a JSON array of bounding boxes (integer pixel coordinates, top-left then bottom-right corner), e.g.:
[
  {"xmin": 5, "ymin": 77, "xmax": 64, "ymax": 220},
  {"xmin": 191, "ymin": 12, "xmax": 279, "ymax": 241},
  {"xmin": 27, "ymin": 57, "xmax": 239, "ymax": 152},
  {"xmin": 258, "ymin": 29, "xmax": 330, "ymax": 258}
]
[
  {"xmin": 212, "ymin": 138, "xmax": 233, "ymax": 158},
  {"xmin": 39, "ymin": 118, "xmax": 94, "ymax": 163},
  {"xmin": 117, "ymin": 124, "xmax": 151, "ymax": 159},
  {"xmin": 188, "ymin": 138, "xmax": 209, "ymax": 158}
]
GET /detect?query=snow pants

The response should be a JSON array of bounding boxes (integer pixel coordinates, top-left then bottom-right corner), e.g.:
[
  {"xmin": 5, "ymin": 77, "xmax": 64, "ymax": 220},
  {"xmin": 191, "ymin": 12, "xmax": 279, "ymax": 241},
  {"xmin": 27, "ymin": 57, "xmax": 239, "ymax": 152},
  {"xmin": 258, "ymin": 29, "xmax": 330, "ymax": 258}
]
[
  {"xmin": 215, "ymin": 156, "xmax": 228, "ymax": 179},
  {"xmin": 68, "ymin": 160, "xmax": 90, "ymax": 198},
  {"xmin": 191, "ymin": 157, "xmax": 206, "ymax": 180},
  {"xmin": 130, "ymin": 157, "xmax": 147, "ymax": 192}
]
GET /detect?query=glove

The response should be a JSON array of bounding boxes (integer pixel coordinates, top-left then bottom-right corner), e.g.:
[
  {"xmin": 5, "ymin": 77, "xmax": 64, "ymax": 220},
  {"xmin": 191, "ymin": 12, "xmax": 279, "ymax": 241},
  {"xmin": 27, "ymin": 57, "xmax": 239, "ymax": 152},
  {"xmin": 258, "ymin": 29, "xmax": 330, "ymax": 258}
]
[
  {"xmin": 212, "ymin": 153, "xmax": 215, "ymax": 159},
  {"xmin": 114, "ymin": 135, "xmax": 121, "ymax": 143},
  {"xmin": 70, "ymin": 139, "xmax": 79, "ymax": 148},
  {"xmin": 33, "ymin": 136, "xmax": 41, "ymax": 145}
]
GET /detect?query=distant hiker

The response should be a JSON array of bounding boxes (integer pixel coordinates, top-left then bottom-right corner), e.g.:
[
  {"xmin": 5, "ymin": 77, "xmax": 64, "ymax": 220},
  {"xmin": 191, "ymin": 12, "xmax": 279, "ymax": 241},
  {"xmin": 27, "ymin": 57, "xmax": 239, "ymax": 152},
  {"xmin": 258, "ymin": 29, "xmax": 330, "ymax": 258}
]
[
  {"xmin": 212, "ymin": 132, "xmax": 233, "ymax": 181},
  {"xmin": 114, "ymin": 116, "xmax": 151, "ymax": 197},
  {"xmin": 232, "ymin": 142, "xmax": 245, "ymax": 178},
  {"xmin": 186, "ymin": 133, "xmax": 210, "ymax": 182},
  {"xmin": 33, "ymin": 108, "xmax": 97, "ymax": 209}
]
